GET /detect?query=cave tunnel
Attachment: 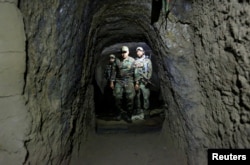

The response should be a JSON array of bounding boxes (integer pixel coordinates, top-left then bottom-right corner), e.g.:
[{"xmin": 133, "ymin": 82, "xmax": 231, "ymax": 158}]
[{"xmin": 0, "ymin": 0, "xmax": 250, "ymax": 165}]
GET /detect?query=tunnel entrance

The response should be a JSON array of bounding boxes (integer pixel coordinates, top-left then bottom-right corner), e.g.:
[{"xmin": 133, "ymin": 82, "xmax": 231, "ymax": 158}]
[{"xmin": 94, "ymin": 42, "xmax": 164, "ymax": 133}]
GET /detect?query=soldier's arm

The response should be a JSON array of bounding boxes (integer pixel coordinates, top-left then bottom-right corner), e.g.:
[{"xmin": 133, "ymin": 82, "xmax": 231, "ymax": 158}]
[
  {"xmin": 110, "ymin": 64, "xmax": 117, "ymax": 89},
  {"xmin": 114, "ymin": 57, "xmax": 121, "ymax": 66},
  {"xmin": 132, "ymin": 60, "xmax": 139, "ymax": 84},
  {"xmin": 110, "ymin": 63, "xmax": 117, "ymax": 82},
  {"xmin": 134, "ymin": 68, "xmax": 140, "ymax": 90},
  {"xmin": 147, "ymin": 59, "xmax": 153, "ymax": 79},
  {"xmin": 134, "ymin": 68, "xmax": 140, "ymax": 84}
]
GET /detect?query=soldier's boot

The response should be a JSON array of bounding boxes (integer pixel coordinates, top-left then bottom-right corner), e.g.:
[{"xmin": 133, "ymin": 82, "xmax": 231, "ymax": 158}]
[
  {"xmin": 113, "ymin": 108, "xmax": 122, "ymax": 121},
  {"xmin": 132, "ymin": 109, "xmax": 144, "ymax": 120},
  {"xmin": 121, "ymin": 112, "xmax": 132, "ymax": 123}
]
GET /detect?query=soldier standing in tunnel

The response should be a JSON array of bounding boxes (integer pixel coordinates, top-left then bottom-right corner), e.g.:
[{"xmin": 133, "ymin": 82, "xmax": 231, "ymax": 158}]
[
  {"xmin": 133, "ymin": 47, "xmax": 152, "ymax": 119},
  {"xmin": 110, "ymin": 46, "xmax": 135, "ymax": 123},
  {"xmin": 103, "ymin": 54, "xmax": 117, "ymax": 115}
]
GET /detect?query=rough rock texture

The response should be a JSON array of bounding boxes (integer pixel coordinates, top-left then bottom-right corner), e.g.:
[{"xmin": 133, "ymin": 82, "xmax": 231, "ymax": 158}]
[
  {"xmin": 191, "ymin": 0, "xmax": 250, "ymax": 150},
  {"xmin": 0, "ymin": 0, "xmax": 249, "ymax": 164},
  {"xmin": 152, "ymin": 2, "xmax": 208, "ymax": 164},
  {"xmin": 155, "ymin": 0, "xmax": 250, "ymax": 164},
  {"xmin": 20, "ymin": 0, "xmax": 95, "ymax": 164},
  {"xmin": 0, "ymin": 1, "xmax": 30, "ymax": 165}
]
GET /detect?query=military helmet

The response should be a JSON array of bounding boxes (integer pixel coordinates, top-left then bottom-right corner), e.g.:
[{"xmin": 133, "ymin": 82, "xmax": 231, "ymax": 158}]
[
  {"xmin": 109, "ymin": 54, "xmax": 115, "ymax": 58},
  {"xmin": 121, "ymin": 46, "xmax": 129, "ymax": 52},
  {"xmin": 136, "ymin": 47, "xmax": 144, "ymax": 51}
]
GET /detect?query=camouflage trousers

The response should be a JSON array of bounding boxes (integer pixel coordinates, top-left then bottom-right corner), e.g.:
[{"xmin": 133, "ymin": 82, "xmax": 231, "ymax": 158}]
[
  {"xmin": 113, "ymin": 80, "xmax": 135, "ymax": 116},
  {"xmin": 135, "ymin": 83, "xmax": 150, "ymax": 111}
]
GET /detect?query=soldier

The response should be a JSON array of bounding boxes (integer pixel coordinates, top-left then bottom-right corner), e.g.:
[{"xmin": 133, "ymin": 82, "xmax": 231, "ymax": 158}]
[
  {"xmin": 110, "ymin": 46, "xmax": 135, "ymax": 123},
  {"xmin": 104, "ymin": 54, "xmax": 116, "ymax": 81},
  {"xmin": 103, "ymin": 54, "xmax": 117, "ymax": 115},
  {"xmin": 133, "ymin": 47, "xmax": 152, "ymax": 119}
]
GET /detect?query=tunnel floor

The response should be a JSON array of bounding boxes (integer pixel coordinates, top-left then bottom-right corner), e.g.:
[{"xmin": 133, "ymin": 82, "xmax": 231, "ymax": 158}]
[
  {"xmin": 95, "ymin": 108, "xmax": 165, "ymax": 133},
  {"xmin": 70, "ymin": 131, "xmax": 187, "ymax": 165}
]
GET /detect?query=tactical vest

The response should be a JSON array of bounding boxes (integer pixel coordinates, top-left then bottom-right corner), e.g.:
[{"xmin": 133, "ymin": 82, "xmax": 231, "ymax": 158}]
[{"xmin": 134, "ymin": 55, "xmax": 152, "ymax": 81}]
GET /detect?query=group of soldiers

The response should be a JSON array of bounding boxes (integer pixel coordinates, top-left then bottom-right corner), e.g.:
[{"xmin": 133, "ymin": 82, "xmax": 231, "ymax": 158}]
[{"xmin": 104, "ymin": 46, "xmax": 152, "ymax": 123}]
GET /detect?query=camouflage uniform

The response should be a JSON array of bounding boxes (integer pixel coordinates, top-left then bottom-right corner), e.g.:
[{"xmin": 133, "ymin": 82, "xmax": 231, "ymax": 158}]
[
  {"xmin": 111, "ymin": 55, "xmax": 135, "ymax": 120},
  {"xmin": 104, "ymin": 63, "xmax": 114, "ymax": 81},
  {"xmin": 134, "ymin": 54, "xmax": 152, "ymax": 115},
  {"xmin": 103, "ymin": 55, "xmax": 117, "ymax": 114}
]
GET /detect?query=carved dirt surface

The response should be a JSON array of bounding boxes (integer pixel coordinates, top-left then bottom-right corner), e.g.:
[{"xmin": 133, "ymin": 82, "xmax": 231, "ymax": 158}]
[
  {"xmin": 71, "ymin": 132, "xmax": 187, "ymax": 165},
  {"xmin": 71, "ymin": 120, "xmax": 187, "ymax": 165}
]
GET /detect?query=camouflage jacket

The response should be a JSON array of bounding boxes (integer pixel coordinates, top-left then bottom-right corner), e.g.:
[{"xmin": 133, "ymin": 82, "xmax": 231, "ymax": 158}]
[
  {"xmin": 104, "ymin": 63, "xmax": 114, "ymax": 81},
  {"xmin": 134, "ymin": 55, "xmax": 152, "ymax": 82},
  {"xmin": 111, "ymin": 56, "xmax": 135, "ymax": 81}
]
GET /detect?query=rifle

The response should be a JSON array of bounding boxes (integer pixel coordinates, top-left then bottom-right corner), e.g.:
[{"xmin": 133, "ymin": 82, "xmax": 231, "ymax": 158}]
[{"xmin": 138, "ymin": 72, "xmax": 155, "ymax": 87}]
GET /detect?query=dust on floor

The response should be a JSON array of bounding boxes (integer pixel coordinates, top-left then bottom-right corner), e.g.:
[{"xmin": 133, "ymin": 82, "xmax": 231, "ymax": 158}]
[{"xmin": 70, "ymin": 131, "xmax": 187, "ymax": 165}]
